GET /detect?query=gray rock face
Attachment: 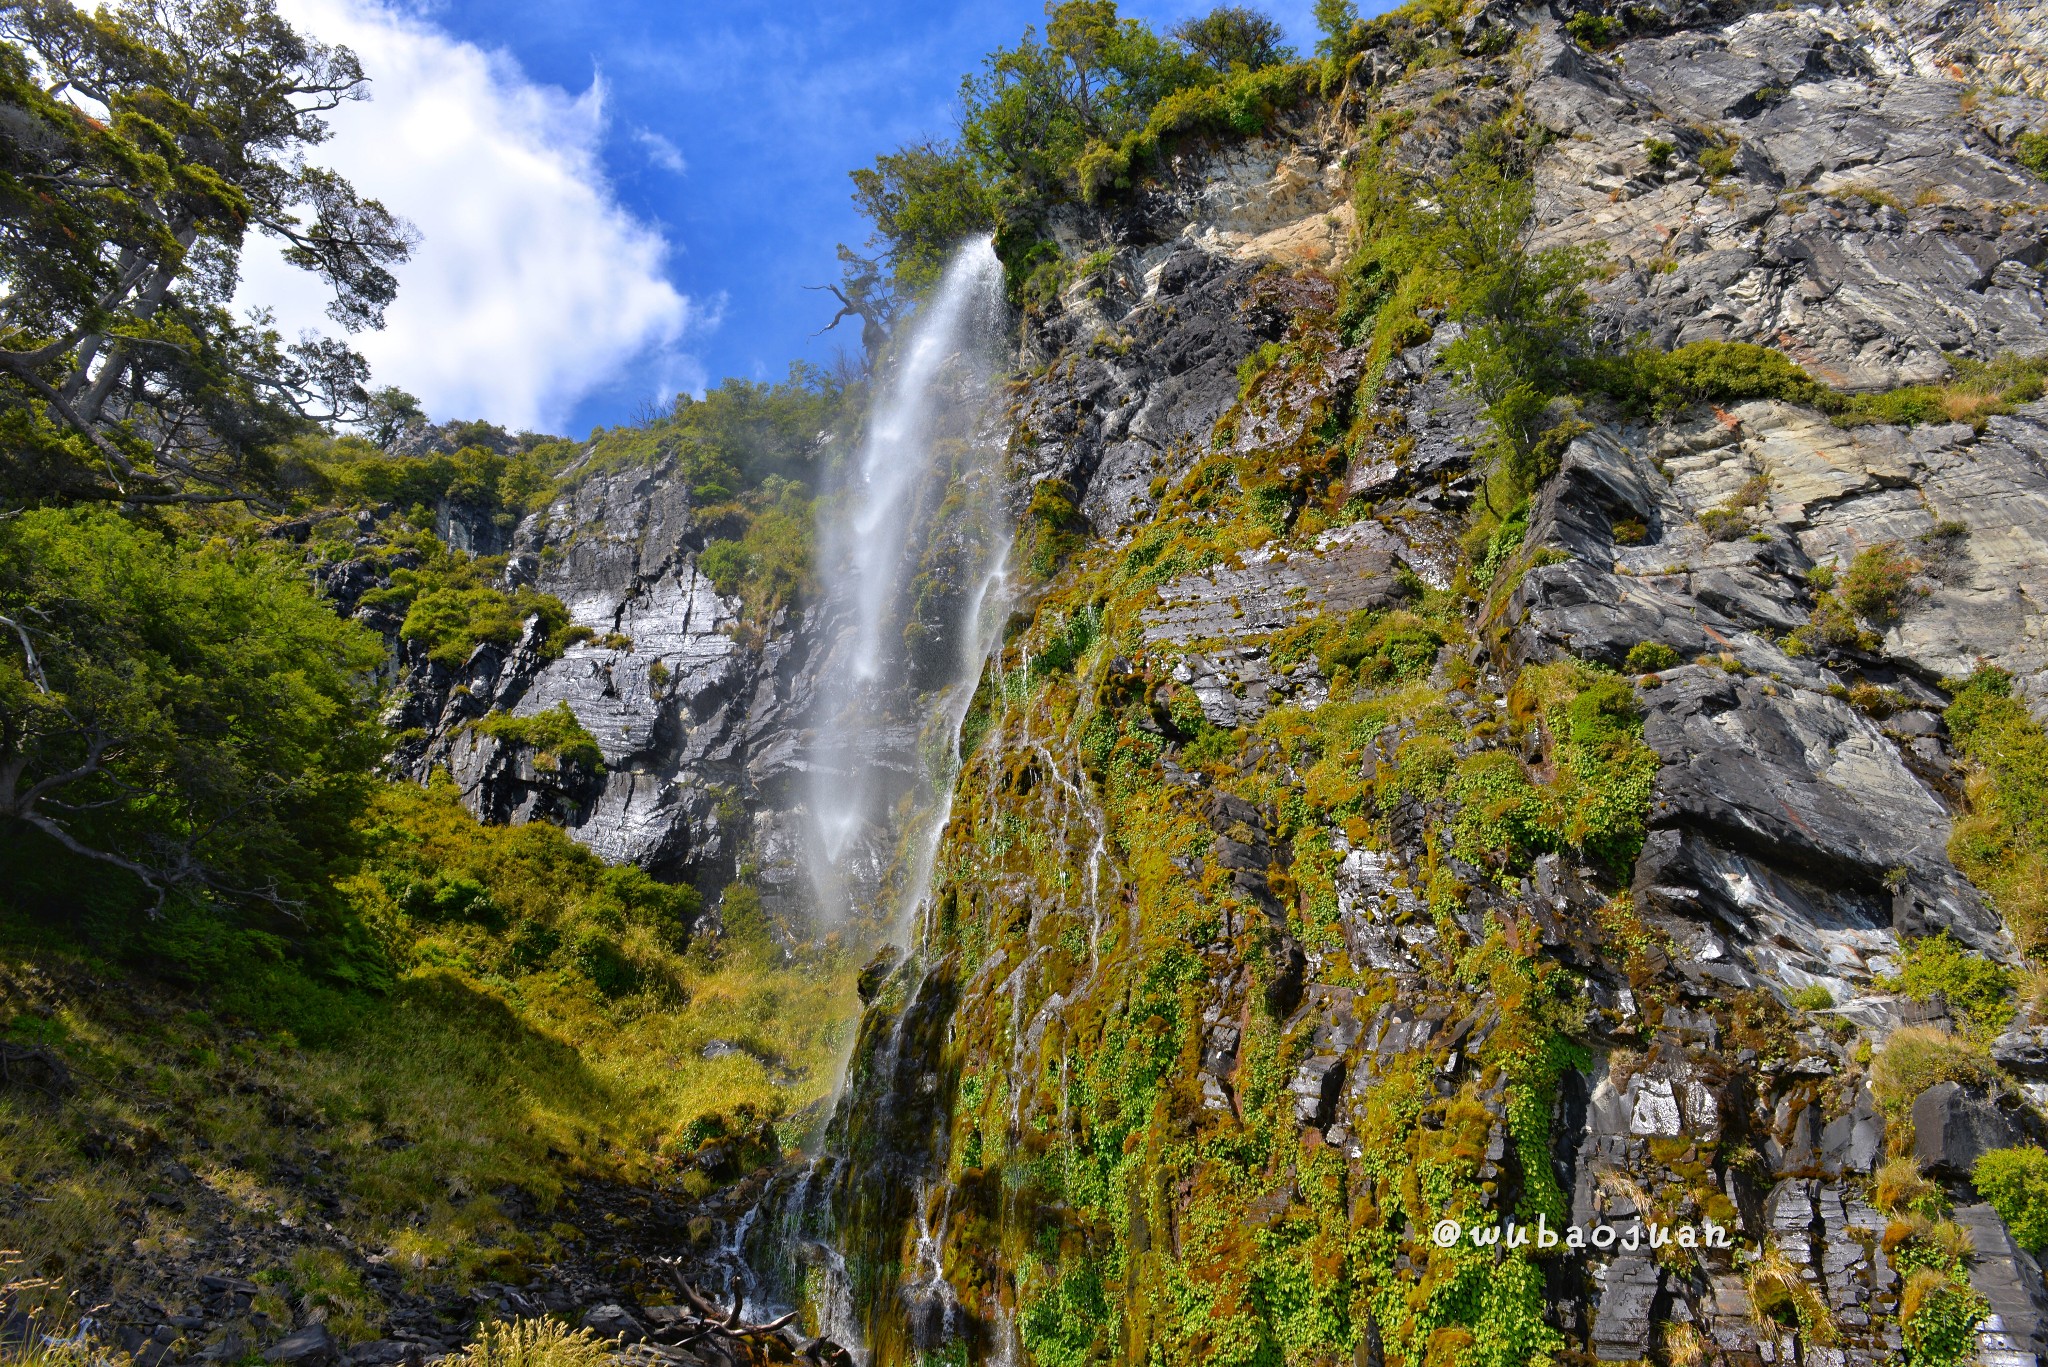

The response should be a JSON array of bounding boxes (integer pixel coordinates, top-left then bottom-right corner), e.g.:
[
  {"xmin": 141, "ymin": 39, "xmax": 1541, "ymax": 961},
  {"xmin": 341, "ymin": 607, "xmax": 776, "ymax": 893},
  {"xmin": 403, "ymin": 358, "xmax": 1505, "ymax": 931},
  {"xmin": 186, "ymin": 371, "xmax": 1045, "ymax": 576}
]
[
  {"xmin": 1912, "ymin": 1080, "xmax": 2025, "ymax": 1175},
  {"xmin": 1526, "ymin": 5, "xmax": 2048, "ymax": 390},
  {"xmin": 382, "ymin": 458, "xmax": 828, "ymax": 891},
  {"xmin": 1954, "ymin": 1201, "xmax": 2048, "ymax": 1364}
]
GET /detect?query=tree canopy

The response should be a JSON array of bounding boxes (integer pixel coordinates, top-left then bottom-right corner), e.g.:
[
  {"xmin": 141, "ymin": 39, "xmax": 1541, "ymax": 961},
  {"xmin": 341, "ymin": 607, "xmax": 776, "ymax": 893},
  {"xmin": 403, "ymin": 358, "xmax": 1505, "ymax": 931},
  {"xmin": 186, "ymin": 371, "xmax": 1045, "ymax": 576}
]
[{"xmin": 0, "ymin": 0, "xmax": 414, "ymax": 508}]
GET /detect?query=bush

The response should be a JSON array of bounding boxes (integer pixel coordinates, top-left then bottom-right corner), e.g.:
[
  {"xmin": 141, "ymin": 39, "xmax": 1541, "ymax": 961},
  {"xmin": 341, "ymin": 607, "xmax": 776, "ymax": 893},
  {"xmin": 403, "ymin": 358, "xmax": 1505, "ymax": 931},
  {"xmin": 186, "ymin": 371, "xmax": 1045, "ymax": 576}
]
[
  {"xmin": 699, "ymin": 539, "xmax": 749, "ymax": 597},
  {"xmin": 0, "ymin": 507, "xmax": 384, "ymax": 906},
  {"xmin": 2015, "ymin": 131, "xmax": 2048, "ymax": 178},
  {"xmin": 1974, "ymin": 1146, "xmax": 2048, "ymax": 1252},
  {"xmin": 1593, "ymin": 340, "xmax": 1825, "ymax": 418},
  {"xmin": 1317, "ymin": 610, "xmax": 1444, "ymax": 688},
  {"xmin": 1565, "ymin": 10, "xmax": 1622, "ymax": 48},
  {"xmin": 1624, "ymin": 641, "xmax": 1680, "ymax": 673},
  {"xmin": 1886, "ymin": 932, "xmax": 2016, "ymax": 1038},
  {"xmin": 472, "ymin": 702, "xmax": 605, "ymax": 773},
  {"xmin": 1788, "ymin": 983, "xmax": 1834, "ymax": 1011},
  {"xmin": 1900, "ymin": 1268, "xmax": 1988, "ymax": 1367},
  {"xmin": 1841, "ymin": 542, "xmax": 1921, "ymax": 625}
]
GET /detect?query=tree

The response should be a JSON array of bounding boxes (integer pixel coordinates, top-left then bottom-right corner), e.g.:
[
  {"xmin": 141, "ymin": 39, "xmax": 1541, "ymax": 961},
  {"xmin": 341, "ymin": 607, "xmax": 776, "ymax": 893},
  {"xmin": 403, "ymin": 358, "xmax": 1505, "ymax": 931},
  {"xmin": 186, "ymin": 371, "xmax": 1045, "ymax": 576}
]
[
  {"xmin": 1169, "ymin": 6, "xmax": 1293, "ymax": 72},
  {"xmin": 959, "ymin": 0, "xmax": 1209, "ymax": 207},
  {"xmin": 848, "ymin": 141, "xmax": 995, "ymax": 296},
  {"xmin": 0, "ymin": 506, "xmax": 385, "ymax": 905},
  {"xmin": 0, "ymin": 0, "xmax": 415, "ymax": 509}
]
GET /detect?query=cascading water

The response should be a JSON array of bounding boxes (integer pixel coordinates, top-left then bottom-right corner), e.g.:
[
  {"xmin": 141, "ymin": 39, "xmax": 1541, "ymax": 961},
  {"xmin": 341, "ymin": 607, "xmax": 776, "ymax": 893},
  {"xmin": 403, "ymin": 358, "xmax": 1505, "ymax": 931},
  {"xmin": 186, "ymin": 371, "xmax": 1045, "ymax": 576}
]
[
  {"xmin": 804, "ymin": 236, "xmax": 1009, "ymax": 931},
  {"xmin": 711, "ymin": 236, "xmax": 1014, "ymax": 1361}
]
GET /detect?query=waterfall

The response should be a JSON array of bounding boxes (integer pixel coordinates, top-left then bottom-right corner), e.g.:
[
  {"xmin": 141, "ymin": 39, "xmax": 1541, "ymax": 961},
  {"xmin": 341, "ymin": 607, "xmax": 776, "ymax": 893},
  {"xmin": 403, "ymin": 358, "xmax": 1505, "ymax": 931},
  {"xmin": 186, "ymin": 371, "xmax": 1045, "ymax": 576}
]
[
  {"xmin": 715, "ymin": 236, "xmax": 1011, "ymax": 1360},
  {"xmin": 803, "ymin": 236, "xmax": 1008, "ymax": 930}
]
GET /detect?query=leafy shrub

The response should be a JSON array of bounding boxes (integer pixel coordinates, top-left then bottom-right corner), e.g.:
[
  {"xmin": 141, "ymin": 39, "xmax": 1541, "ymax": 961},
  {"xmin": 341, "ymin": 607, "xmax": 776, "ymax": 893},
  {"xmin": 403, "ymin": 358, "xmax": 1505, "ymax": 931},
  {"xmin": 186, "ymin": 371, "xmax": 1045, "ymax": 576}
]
[
  {"xmin": 472, "ymin": 702, "xmax": 605, "ymax": 773},
  {"xmin": 1643, "ymin": 137, "xmax": 1675, "ymax": 168},
  {"xmin": 1624, "ymin": 641, "xmax": 1680, "ymax": 673},
  {"xmin": 1317, "ymin": 609, "xmax": 1445, "ymax": 688},
  {"xmin": 1787, "ymin": 983, "xmax": 1834, "ymax": 1011},
  {"xmin": 0, "ymin": 507, "xmax": 384, "ymax": 907},
  {"xmin": 1592, "ymin": 340, "xmax": 1825, "ymax": 418},
  {"xmin": 1974, "ymin": 1146, "xmax": 2048, "ymax": 1252},
  {"xmin": 1697, "ymin": 137, "xmax": 1739, "ymax": 179},
  {"xmin": 1842, "ymin": 542, "xmax": 1921, "ymax": 624},
  {"xmin": 2019, "ymin": 132, "xmax": 2048, "ymax": 177},
  {"xmin": 1887, "ymin": 931, "xmax": 2016, "ymax": 1038},
  {"xmin": 1611, "ymin": 517, "xmax": 1648, "ymax": 544},
  {"xmin": 699, "ymin": 540, "xmax": 749, "ymax": 597},
  {"xmin": 1565, "ymin": 11, "xmax": 1623, "ymax": 48},
  {"xmin": 1900, "ymin": 1267, "xmax": 1988, "ymax": 1367}
]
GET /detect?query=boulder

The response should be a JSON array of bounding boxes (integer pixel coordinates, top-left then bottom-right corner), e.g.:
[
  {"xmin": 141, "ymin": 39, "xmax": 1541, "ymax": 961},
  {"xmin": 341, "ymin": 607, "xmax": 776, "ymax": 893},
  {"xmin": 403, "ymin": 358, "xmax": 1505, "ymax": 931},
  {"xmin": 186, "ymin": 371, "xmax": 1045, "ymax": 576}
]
[
  {"xmin": 579, "ymin": 1305, "xmax": 643, "ymax": 1344},
  {"xmin": 1911, "ymin": 1082, "xmax": 2023, "ymax": 1176},
  {"xmin": 263, "ymin": 1325, "xmax": 335, "ymax": 1367},
  {"xmin": 1993, "ymin": 1026, "xmax": 2048, "ymax": 1077}
]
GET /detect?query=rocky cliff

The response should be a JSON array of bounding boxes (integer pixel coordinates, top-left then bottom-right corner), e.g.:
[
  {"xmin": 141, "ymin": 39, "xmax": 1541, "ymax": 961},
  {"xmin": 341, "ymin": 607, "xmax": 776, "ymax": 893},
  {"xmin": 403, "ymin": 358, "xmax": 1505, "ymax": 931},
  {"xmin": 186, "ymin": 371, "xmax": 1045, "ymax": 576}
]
[{"xmin": 810, "ymin": 1, "xmax": 2048, "ymax": 1364}]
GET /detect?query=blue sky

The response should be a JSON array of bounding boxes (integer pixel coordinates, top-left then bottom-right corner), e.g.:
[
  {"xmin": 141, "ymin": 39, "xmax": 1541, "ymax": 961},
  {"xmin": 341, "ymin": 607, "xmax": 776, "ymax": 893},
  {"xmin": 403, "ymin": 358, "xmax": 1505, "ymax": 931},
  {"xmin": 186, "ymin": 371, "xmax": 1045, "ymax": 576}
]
[{"xmin": 247, "ymin": 0, "xmax": 1346, "ymax": 435}]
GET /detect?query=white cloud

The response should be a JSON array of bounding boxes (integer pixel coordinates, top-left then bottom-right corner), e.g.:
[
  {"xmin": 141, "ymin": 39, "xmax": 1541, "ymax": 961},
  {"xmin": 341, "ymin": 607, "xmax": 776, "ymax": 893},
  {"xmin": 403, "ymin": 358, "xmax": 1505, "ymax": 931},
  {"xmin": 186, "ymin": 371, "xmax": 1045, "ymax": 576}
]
[
  {"xmin": 633, "ymin": 128, "xmax": 688, "ymax": 175},
  {"xmin": 235, "ymin": 0, "xmax": 698, "ymax": 432}
]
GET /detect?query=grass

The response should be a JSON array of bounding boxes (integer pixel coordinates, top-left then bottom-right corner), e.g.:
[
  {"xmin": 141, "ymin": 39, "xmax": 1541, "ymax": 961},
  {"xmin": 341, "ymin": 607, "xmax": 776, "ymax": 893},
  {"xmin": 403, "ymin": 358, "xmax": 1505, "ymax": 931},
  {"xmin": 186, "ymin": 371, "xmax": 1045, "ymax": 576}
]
[
  {"xmin": 1869, "ymin": 1026, "xmax": 1999, "ymax": 1129},
  {"xmin": 450, "ymin": 1318, "xmax": 617, "ymax": 1367}
]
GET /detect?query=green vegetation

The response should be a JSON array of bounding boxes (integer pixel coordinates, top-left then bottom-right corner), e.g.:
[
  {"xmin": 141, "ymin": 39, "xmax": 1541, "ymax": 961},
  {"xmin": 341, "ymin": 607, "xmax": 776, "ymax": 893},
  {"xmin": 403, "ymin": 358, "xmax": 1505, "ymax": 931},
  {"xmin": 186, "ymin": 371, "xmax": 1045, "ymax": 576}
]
[
  {"xmin": 846, "ymin": 2, "xmax": 1315, "ymax": 302},
  {"xmin": 576, "ymin": 369, "xmax": 847, "ymax": 619},
  {"xmin": 1869, "ymin": 1026, "xmax": 1998, "ymax": 1125},
  {"xmin": 0, "ymin": 0, "xmax": 412, "ymax": 508},
  {"xmin": 473, "ymin": 702, "xmax": 606, "ymax": 773},
  {"xmin": 1974, "ymin": 1146, "xmax": 2048, "ymax": 1253},
  {"xmin": 2018, "ymin": 131, "xmax": 2048, "ymax": 178},
  {"xmin": 1625, "ymin": 641, "xmax": 1681, "ymax": 673},
  {"xmin": 1945, "ymin": 667, "xmax": 2048, "ymax": 956},
  {"xmin": 1885, "ymin": 932, "xmax": 2016, "ymax": 1039},
  {"xmin": 0, "ymin": 506, "xmax": 384, "ymax": 907},
  {"xmin": 0, "ymin": 774, "xmax": 857, "ymax": 1311}
]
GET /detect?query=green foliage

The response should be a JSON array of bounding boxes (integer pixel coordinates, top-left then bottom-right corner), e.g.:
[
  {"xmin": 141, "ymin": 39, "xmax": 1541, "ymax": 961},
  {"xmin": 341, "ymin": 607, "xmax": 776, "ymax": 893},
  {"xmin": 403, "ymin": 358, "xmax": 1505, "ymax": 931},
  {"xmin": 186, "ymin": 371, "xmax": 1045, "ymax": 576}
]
[
  {"xmin": 473, "ymin": 703, "xmax": 605, "ymax": 774},
  {"xmin": 1072, "ymin": 61, "xmax": 1317, "ymax": 204},
  {"xmin": 364, "ymin": 542, "xmax": 577, "ymax": 668},
  {"xmin": 312, "ymin": 437, "xmax": 568, "ymax": 531},
  {"xmin": 1886, "ymin": 932, "xmax": 2015, "ymax": 1038},
  {"xmin": 1424, "ymin": 666, "xmax": 1659, "ymax": 877},
  {"xmin": 0, "ymin": 0, "xmax": 412, "ymax": 507},
  {"xmin": 1473, "ymin": 499, "xmax": 1530, "ymax": 587},
  {"xmin": 1589, "ymin": 340, "xmax": 1826, "ymax": 418},
  {"xmin": 1624, "ymin": 641, "xmax": 1680, "ymax": 673},
  {"xmin": 1565, "ymin": 11, "xmax": 1623, "ymax": 48},
  {"xmin": 1314, "ymin": 609, "xmax": 1444, "ymax": 690},
  {"xmin": 2018, "ymin": 132, "xmax": 2048, "ymax": 177},
  {"xmin": 1644, "ymin": 137, "xmax": 1675, "ymax": 168},
  {"xmin": 1974, "ymin": 1146, "xmax": 2048, "ymax": 1252},
  {"xmin": 1697, "ymin": 136, "xmax": 1739, "ymax": 179},
  {"xmin": 850, "ymin": 141, "xmax": 999, "ymax": 293},
  {"xmin": 1841, "ymin": 542, "xmax": 1921, "ymax": 625},
  {"xmin": 1901, "ymin": 1267, "xmax": 1988, "ymax": 1367},
  {"xmin": 1170, "ymin": 6, "xmax": 1294, "ymax": 71},
  {"xmin": 0, "ymin": 506, "xmax": 383, "ymax": 905},
  {"xmin": 1944, "ymin": 666, "xmax": 2048, "ymax": 956},
  {"xmin": 1870, "ymin": 1026, "xmax": 1997, "ymax": 1122}
]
